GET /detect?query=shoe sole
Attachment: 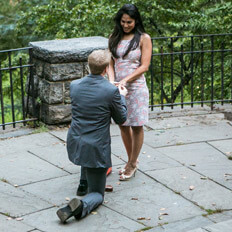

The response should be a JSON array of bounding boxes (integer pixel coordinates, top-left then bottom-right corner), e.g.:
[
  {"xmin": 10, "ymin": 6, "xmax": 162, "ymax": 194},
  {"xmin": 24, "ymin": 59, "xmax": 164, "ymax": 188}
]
[
  {"xmin": 68, "ymin": 198, "xmax": 81, "ymax": 212},
  {"xmin": 56, "ymin": 208, "xmax": 70, "ymax": 223},
  {"xmin": 56, "ymin": 198, "xmax": 81, "ymax": 223}
]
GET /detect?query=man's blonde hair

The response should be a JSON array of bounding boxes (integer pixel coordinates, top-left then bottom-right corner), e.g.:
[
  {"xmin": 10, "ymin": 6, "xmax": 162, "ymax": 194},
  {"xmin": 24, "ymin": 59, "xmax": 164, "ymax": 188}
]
[{"xmin": 88, "ymin": 49, "xmax": 111, "ymax": 75}]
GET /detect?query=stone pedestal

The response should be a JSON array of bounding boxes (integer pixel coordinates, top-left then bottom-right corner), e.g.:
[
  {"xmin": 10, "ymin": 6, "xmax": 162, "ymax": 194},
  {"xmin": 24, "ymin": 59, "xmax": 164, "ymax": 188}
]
[{"xmin": 29, "ymin": 36, "xmax": 108, "ymax": 124}]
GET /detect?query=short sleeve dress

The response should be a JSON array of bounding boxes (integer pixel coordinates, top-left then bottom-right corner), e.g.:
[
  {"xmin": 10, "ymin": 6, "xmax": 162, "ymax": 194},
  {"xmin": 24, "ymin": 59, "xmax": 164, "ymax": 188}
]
[{"xmin": 114, "ymin": 39, "xmax": 149, "ymax": 126}]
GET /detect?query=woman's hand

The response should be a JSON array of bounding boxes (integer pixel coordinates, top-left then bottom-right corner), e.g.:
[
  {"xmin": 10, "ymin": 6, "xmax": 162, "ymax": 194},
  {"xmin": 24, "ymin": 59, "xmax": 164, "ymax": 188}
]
[{"xmin": 119, "ymin": 78, "xmax": 128, "ymax": 87}]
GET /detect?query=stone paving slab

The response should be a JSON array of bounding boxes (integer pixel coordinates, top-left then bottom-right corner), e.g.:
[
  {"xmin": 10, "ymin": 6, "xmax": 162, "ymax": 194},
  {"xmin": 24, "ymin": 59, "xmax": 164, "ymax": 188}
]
[
  {"xmin": 144, "ymin": 122, "xmax": 232, "ymax": 148},
  {"xmin": 207, "ymin": 210, "xmax": 232, "ymax": 223},
  {"xmin": 203, "ymin": 218, "xmax": 232, "ymax": 232},
  {"xmin": 0, "ymin": 181, "xmax": 52, "ymax": 218},
  {"xmin": 0, "ymin": 214, "xmax": 34, "ymax": 232},
  {"xmin": 0, "ymin": 132, "xmax": 60, "ymax": 156},
  {"xmin": 148, "ymin": 215, "xmax": 212, "ymax": 232},
  {"xmin": 187, "ymin": 228, "xmax": 207, "ymax": 232},
  {"xmin": 111, "ymin": 138, "xmax": 181, "ymax": 172},
  {"xmin": 20, "ymin": 174, "xmax": 80, "ymax": 206},
  {"xmin": 49, "ymin": 130, "xmax": 68, "ymax": 142},
  {"xmin": 156, "ymin": 143, "xmax": 232, "ymax": 190},
  {"xmin": 208, "ymin": 139, "xmax": 232, "ymax": 156},
  {"xmin": 28, "ymin": 142, "xmax": 79, "ymax": 174},
  {"xmin": 105, "ymin": 165, "xmax": 157, "ymax": 193},
  {"xmin": 0, "ymin": 151, "xmax": 68, "ymax": 186},
  {"xmin": 146, "ymin": 113, "xmax": 226, "ymax": 130},
  {"xmin": 105, "ymin": 172, "xmax": 204, "ymax": 227},
  {"xmin": 22, "ymin": 206, "xmax": 144, "ymax": 232},
  {"xmin": 146, "ymin": 166, "xmax": 232, "ymax": 210},
  {"xmin": 0, "ymin": 127, "xmax": 34, "ymax": 140}
]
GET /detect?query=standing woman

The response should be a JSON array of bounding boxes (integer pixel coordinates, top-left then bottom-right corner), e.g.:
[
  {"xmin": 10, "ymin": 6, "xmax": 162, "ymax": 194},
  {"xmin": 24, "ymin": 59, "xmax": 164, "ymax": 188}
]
[{"xmin": 108, "ymin": 4, "xmax": 152, "ymax": 180}]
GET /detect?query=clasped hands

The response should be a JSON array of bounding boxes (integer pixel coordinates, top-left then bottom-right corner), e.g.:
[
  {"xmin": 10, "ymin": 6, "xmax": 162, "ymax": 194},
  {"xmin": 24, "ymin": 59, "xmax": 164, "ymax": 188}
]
[{"xmin": 110, "ymin": 80, "xmax": 128, "ymax": 96}]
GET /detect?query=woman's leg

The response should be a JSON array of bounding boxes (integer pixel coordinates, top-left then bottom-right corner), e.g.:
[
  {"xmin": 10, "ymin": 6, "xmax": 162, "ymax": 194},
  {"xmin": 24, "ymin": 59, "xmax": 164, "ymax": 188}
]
[
  {"xmin": 119, "ymin": 125, "xmax": 132, "ymax": 165},
  {"xmin": 123, "ymin": 126, "xmax": 144, "ymax": 175}
]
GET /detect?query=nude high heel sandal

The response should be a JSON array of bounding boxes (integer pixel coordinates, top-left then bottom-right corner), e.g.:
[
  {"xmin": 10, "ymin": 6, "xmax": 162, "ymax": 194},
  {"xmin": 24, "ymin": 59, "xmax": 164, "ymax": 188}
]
[{"xmin": 119, "ymin": 166, "xmax": 137, "ymax": 181}]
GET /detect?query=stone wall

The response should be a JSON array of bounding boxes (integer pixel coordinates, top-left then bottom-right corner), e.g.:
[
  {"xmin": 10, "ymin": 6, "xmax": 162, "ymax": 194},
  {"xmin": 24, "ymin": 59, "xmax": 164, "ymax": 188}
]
[{"xmin": 28, "ymin": 36, "xmax": 108, "ymax": 124}]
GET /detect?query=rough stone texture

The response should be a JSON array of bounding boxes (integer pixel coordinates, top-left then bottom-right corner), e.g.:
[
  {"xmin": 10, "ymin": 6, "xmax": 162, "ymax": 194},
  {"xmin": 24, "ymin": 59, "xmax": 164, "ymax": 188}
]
[
  {"xmin": 41, "ymin": 103, "xmax": 71, "ymax": 124},
  {"xmin": 64, "ymin": 81, "xmax": 72, "ymax": 104},
  {"xmin": 44, "ymin": 62, "xmax": 84, "ymax": 81},
  {"xmin": 29, "ymin": 36, "xmax": 108, "ymax": 125},
  {"xmin": 38, "ymin": 79, "xmax": 63, "ymax": 104},
  {"xmin": 29, "ymin": 36, "xmax": 108, "ymax": 63},
  {"xmin": 26, "ymin": 74, "xmax": 39, "ymax": 98}
]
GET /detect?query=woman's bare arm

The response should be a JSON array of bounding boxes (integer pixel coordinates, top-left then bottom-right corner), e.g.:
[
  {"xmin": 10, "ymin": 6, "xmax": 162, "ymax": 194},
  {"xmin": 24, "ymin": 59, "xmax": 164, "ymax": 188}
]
[{"xmin": 108, "ymin": 57, "xmax": 115, "ymax": 83}]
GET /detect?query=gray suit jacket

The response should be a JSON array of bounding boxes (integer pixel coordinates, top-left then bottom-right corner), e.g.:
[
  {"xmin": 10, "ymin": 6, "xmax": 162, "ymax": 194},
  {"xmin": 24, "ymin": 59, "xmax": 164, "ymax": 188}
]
[{"xmin": 67, "ymin": 74, "xmax": 127, "ymax": 168}]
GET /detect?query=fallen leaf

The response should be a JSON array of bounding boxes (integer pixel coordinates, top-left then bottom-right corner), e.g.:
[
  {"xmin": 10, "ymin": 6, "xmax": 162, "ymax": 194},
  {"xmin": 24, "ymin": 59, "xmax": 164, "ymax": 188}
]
[
  {"xmin": 14, "ymin": 184, "xmax": 18, "ymax": 187},
  {"xmin": 103, "ymin": 201, "xmax": 108, "ymax": 204},
  {"xmin": 181, "ymin": 176, "xmax": 187, "ymax": 179},
  {"xmin": 131, "ymin": 197, "xmax": 138, "ymax": 200},
  {"xmin": 189, "ymin": 185, "xmax": 195, "ymax": 190},
  {"xmin": 159, "ymin": 212, "xmax": 168, "ymax": 216},
  {"xmin": 225, "ymin": 152, "xmax": 232, "ymax": 155},
  {"xmin": 116, "ymin": 182, "xmax": 121, "ymax": 185},
  {"xmin": 190, "ymin": 164, "xmax": 196, "ymax": 166},
  {"xmin": 147, "ymin": 155, "xmax": 151, "ymax": 158},
  {"xmin": 160, "ymin": 208, "xmax": 166, "ymax": 211},
  {"xmin": 137, "ymin": 217, "xmax": 146, "ymax": 220},
  {"xmin": 91, "ymin": 211, "xmax": 97, "ymax": 215},
  {"xmin": 142, "ymin": 151, "xmax": 146, "ymax": 154},
  {"xmin": 6, "ymin": 217, "xmax": 12, "ymax": 220},
  {"xmin": 158, "ymin": 216, "xmax": 163, "ymax": 220},
  {"xmin": 147, "ymin": 217, "xmax": 151, "ymax": 220},
  {"xmin": 65, "ymin": 197, "xmax": 70, "ymax": 201},
  {"xmin": 16, "ymin": 218, "xmax": 23, "ymax": 221},
  {"xmin": 200, "ymin": 176, "xmax": 207, "ymax": 180}
]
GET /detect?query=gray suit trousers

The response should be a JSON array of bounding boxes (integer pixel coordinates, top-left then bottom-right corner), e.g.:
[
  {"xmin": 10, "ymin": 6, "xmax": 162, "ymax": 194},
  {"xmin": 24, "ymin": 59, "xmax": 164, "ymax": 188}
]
[{"xmin": 81, "ymin": 168, "xmax": 107, "ymax": 218}]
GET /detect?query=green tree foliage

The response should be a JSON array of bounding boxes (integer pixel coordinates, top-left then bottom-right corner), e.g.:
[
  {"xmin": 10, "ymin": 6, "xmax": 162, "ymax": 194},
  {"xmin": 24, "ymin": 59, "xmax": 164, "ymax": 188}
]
[
  {"xmin": 1, "ymin": 0, "xmax": 231, "ymax": 120},
  {"xmin": 16, "ymin": 0, "xmax": 232, "ymax": 40}
]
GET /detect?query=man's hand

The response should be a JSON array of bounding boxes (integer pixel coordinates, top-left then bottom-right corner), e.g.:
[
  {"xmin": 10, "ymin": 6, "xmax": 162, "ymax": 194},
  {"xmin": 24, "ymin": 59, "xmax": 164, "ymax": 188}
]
[{"xmin": 118, "ymin": 84, "xmax": 128, "ymax": 96}]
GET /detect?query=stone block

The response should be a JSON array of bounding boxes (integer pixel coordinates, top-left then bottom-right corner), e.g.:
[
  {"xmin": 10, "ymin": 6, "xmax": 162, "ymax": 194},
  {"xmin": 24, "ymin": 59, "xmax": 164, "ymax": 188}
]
[
  {"xmin": 41, "ymin": 103, "xmax": 71, "ymax": 124},
  {"xmin": 33, "ymin": 58, "xmax": 45, "ymax": 77},
  {"xmin": 29, "ymin": 36, "xmax": 108, "ymax": 63},
  {"xmin": 26, "ymin": 74, "xmax": 39, "ymax": 98},
  {"xmin": 44, "ymin": 62, "xmax": 84, "ymax": 81},
  {"xmin": 38, "ymin": 79, "xmax": 63, "ymax": 104},
  {"xmin": 64, "ymin": 81, "xmax": 71, "ymax": 104}
]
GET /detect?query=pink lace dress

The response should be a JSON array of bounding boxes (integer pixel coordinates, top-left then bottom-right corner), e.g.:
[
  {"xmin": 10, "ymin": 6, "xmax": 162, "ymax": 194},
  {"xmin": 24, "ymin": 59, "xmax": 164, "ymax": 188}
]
[{"xmin": 114, "ymin": 39, "xmax": 149, "ymax": 126}]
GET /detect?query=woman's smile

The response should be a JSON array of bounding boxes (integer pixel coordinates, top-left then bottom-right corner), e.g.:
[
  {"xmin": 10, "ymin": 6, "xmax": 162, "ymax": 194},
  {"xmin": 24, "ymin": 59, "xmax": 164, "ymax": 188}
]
[{"xmin": 120, "ymin": 14, "xmax": 135, "ymax": 34}]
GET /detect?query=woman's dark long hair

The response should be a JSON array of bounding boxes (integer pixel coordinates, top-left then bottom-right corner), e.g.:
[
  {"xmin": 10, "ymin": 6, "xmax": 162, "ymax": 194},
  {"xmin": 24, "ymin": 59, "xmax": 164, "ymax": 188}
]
[{"xmin": 109, "ymin": 4, "xmax": 145, "ymax": 59}]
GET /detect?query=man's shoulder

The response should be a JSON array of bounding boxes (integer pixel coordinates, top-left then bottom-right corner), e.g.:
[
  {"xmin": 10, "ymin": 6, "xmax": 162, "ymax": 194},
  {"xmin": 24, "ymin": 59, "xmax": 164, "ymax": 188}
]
[{"xmin": 71, "ymin": 76, "xmax": 87, "ymax": 86}]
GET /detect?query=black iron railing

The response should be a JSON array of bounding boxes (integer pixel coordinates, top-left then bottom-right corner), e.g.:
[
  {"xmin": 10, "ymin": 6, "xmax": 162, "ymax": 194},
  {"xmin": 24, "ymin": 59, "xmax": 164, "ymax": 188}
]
[
  {"xmin": 0, "ymin": 47, "xmax": 37, "ymax": 130},
  {"xmin": 149, "ymin": 33, "xmax": 232, "ymax": 110}
]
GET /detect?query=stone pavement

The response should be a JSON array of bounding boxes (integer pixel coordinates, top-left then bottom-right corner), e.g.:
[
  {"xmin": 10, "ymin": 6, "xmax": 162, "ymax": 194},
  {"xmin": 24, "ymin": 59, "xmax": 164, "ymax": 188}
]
[{"xmin": 0, "ymin": 108, "xmax": 232, "ymax": 232}]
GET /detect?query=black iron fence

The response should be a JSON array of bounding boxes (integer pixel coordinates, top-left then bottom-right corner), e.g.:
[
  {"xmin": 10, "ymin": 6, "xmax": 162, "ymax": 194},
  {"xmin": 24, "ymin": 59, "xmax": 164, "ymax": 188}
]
[
  {"xmin": 1, "ymin": 34, "xmax": 231, "ymax": 130},
  {"xmin": 149, "ymin": 33, "xmax": 232, "ymax": 110},
  {"xmin": 0, "ymin": 47, "xmax": 36, "ymax": 130}
]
